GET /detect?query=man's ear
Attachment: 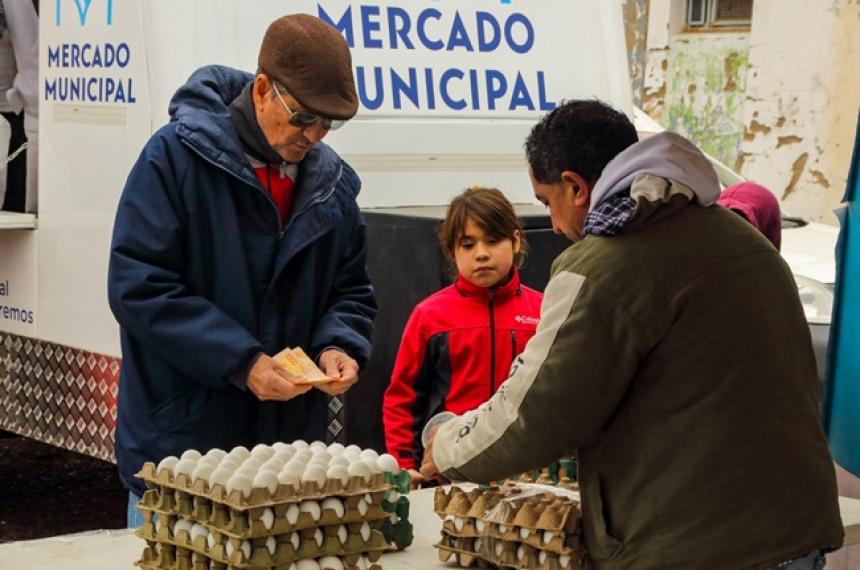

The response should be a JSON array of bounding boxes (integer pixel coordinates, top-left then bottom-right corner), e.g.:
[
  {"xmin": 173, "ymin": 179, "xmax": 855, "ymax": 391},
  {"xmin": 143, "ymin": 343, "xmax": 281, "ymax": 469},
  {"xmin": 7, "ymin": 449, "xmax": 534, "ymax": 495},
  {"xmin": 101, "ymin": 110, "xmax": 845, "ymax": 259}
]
[
  {"xmin": 252, "ymin": 74, "xmax": 270, "ymax": 111},
  {"xmin": 560, "ymin": 170, "xmax": 592, "ymax": 208}
]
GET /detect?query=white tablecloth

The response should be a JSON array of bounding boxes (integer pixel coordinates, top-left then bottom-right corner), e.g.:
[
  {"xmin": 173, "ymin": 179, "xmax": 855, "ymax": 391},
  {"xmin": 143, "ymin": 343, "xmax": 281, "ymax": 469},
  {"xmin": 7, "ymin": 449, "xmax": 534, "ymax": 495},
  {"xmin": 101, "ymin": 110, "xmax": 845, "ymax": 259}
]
[{"xmin": 1, "ymin": 490, "xmax": 858, "ymax": 570}]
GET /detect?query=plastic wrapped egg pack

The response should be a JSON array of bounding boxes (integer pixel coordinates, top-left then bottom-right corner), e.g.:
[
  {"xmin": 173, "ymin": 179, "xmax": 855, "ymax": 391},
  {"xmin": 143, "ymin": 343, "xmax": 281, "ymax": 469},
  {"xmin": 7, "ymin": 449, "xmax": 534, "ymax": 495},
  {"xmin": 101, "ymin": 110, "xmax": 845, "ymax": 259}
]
[
  {"xmin": 433, "ymin": 484, "xmax": 587, "ymax": 570},
  {"xmin": 134, "ymin": 441, "xmax": 404, "ymax": 570}
]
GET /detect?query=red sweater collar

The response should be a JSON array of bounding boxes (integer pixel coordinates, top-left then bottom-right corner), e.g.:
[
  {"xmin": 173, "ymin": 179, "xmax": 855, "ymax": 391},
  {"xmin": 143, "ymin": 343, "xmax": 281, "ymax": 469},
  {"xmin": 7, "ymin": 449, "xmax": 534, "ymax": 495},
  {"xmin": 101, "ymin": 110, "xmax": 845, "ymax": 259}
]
[{"xmin": 455, "ymin": 267, "xmax": 522, "ymax": 301}]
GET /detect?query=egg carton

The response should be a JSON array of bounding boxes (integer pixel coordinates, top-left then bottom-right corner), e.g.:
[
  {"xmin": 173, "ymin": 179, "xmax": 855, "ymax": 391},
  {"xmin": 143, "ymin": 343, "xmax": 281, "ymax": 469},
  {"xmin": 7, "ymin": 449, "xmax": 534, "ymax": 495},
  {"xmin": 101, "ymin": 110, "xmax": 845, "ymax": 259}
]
[
  {"xmin": 502, "ymin": 459, "xmax": 579, "ymax": 490},
  {"xmin": 434, "ymin": 484, "xmax": 583, "ymax": 557},
  {"xmin": 436, "ymin": 534, "xmax": 588, "ymax": 570},
  {"xmin": 136, "ymin": 540, "xmax": 383, "ymax": 570},
  {"xmin": 140, "ymin": 489, "xmax": 387, "ymax": 540},
  {"xmin": 137, "ymin": 511, "xmax": 389, "ymax": 568},
  {"xmin": 137, "ymin": 463, "xmax": 391, "ymax": 511}
]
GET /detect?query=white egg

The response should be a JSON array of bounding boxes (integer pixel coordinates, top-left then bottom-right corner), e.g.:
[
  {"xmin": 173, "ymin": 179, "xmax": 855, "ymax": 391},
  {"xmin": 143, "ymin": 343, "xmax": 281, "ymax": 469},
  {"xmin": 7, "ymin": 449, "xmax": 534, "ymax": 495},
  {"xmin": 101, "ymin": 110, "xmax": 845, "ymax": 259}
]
[
  {"xmin": 226, "ymin": 473, "xmax": 253, "ymax": 499},
  {"xmin": 260, "ymin": 507, "xmax": 275, "ymax": 530},
  {"xmin": 180, "ymin": 449, "xmax": 202, "ymax": 462},
  {"xmin": 292, "ymin": 439, "xmax": 309, "ymax": 450},
  {"xmin": 376, "ymin": 453, "xmax": 400, "ymax": 474},
  {"xmin": 336, "ymin": 524, "xmax": 348, "ymax": 544},
  {"xmin": 539, "ymin": 550, "xmax": 548, "ymax": 564},
  {"xmin": 355, "ymin": 556, "xmax": 369, "ymax": 570},
  {"xmin": 204, "ymin": 448, "xmax": 226, "ymax": 461},
  {"xmin": 560, "ymin": 554, "xmax": 571, "ymax": 567},
  {"xmin": 217, "ymin": 457, "xmax": 241, "ymax": 473},
  {"xmin": 171, "ymin": 518, "xmax": 193, "ymax": 539},
  {"xmin": 329, "ymin": 455, "xmax": 350, "ymax": 468},
  {"xmin": 519, "ymin": 527, "xmax": 530, "ymax": 540},
  {"xmin": 309, "ymin": 440, "xmax": 327, "ymax": 451},
  {"xmin": 225, "ymin": 539, "xmax": 252, "ymax": 561},
  {"xmin": 266, "ymin": 535, "xmax": 277, "ymax": 555},
  {"xmin": 173, "ymin": 458, "xmax": 198, "ymax": 479},
  {"xmin": 321, "ymin": 497, "xmax": 345, "ymax": 518},
  {"xmin": 499, "ymin": 524, "xmax": 508, "ymax": 533},
  {"xmin": 495, "ymin": 542, "xmax": 503, "ymax": 557},
  {"xmin": 289, "ymin": 530, "xmax": 301, "ymax": 550},
  {"xmin": 208, "ymin": 467, "xmax": 232, "ymax": 488},
  {"xmin": 327, "ymin": 442, "xmax": 345, "ymax": 455},
  {"xmin": 517, "ymin": 545, "xmax": 526, "ymax": 560},
  {"xmin": 241, "ymin": 456, "xmax": 264, "ymax": 470},
  {"xmin": 313, "ymin": 527, "xmax": 324, "ymax": 547},
  {"xmin": 157, "ymin": 456, "xmax": 179, "ymax": 473},
  {"xmin": 190, "ymin": 523, "xmax": 208, "ymax": 543},
  {"xmin": 359, "ymin": 449, "xmax": 379, "ymax": 461},
  {"xmin": 452, "ymin": 517, "xmax": 465, "ymax": 531},
  {"xmin": 196, "ymin": 455, "xmax": 221, "ymax": 471},
  {"xmin": 475, "ymin": 519, "xmax": 485, "ymax": 533},
  {"xmin": 285, "ymin": 503, "xmax": 301, "ymax": 525},
  {"xmin": 362, "ymin": 457, "xmax": 382, "ymax": 475},
  {"xmin": 326, "ymin": 464, "xmax": 350, "ymax": 485},
  {"xmin": 310, "ymin": 447, "xmax": 331, "ymax": 460},
  {"xmin": 277, "ymin": 468, "xmax": 301, "ymax": 487},
  {"xmin": 191, "ymin": 463, "xmax": 215, "ymax": 484},
  {"xmin": 302, "ymin": 464, "xmax": 328, "ymax": 488},
  {"xmin": 307, "ymin": 455, "xmax": 330, "ymax": 469},
  {"xmin": 294, "ymin": 449, "xmax": 313, "ymax": 462},
  {"xmin": 296, "ymin": 560, "xmax": 320, "ymax": 570},
  {"xmin": 251, "ymin": 443, "xmax": 275, "ymax": 458},
  {"xmin": 260, "ymin": 458, "xmax": 285, "ymax": 474},
  {"xmin": 347, "ymin": 460, "xmax": 372, "ymax": 483},
  {"xmin": 273, "ymin": 448, "xmax": 296, "ymax": 463},
  {"xmin": 542, "ymin": 530, "xmax": 555, "ymax": 544},
  {"xmin": 342, "ymin": 450, "xmax": 360, "ymax": 462},
  {"xmin": 235, "ymin": 465, "xmax": 259, "ymax": 480},
  {"xmin": 387, "ymin": 490, "xmax": 400, "ymax": 502},
  {"xmin": 357, "ymin": 496, "xmax": 369, "ymax": 517},
  {"xmin": 207, "ymin": 532, "xmax": 218, "ymax": 550},
  {"xmin": 345, "ymin": 444, "xmax": 362, "ymax": 455},
  {"xmin": 360, "ymin": 521, "xmax": 371, "ymax": 542},
  {"xmin": 299, "ymin": 500, "xmax": 322, "ymax": 521},
  {"xmin": 319, "ymin": 556, "xmax": 344, "ymax": 570},
  {"xmin": 229, "ymin": 445, "xmax": 251, "ymax": 460},
  {"xmin": 253, "ymin": 470, "xmax": 279, "ymax": 494},
  {"xmin": 475, "ymin": 538, "xmax": 483, "ymax": 553}
]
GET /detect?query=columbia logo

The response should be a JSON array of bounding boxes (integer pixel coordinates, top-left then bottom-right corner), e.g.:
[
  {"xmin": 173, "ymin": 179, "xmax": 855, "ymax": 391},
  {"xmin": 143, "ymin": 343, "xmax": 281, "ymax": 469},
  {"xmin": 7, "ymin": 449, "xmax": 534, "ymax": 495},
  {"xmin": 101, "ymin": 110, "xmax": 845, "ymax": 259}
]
[{"xmin": 515, "ymin": 315, "xmax": 540, "ymax": 326}]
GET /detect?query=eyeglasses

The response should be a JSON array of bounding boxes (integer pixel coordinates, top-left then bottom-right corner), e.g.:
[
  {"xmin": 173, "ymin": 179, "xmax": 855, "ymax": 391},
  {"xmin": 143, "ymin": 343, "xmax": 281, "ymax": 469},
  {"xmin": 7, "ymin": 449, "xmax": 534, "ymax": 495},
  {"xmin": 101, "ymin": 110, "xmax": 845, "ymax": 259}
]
[{"xmin": 271, "ymin": 80, "xmax": 346, "ymax": 131}]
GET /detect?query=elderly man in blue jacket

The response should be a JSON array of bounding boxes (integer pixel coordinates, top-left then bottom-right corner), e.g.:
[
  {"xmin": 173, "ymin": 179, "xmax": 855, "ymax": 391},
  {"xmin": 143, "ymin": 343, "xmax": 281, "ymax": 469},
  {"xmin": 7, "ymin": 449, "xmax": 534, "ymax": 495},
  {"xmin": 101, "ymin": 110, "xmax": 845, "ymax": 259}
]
[{"xmin": 108, "ymin": 14, "xmax": 377, "ymax": 525}]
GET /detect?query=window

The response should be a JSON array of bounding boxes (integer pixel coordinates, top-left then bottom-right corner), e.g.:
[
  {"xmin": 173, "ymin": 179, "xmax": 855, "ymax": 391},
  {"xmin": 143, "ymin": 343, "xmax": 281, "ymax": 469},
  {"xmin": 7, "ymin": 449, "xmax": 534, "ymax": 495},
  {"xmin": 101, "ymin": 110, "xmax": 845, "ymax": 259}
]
[{"xmin": 686, "ymin": 0, "xmax": 753, "ymax": 29}]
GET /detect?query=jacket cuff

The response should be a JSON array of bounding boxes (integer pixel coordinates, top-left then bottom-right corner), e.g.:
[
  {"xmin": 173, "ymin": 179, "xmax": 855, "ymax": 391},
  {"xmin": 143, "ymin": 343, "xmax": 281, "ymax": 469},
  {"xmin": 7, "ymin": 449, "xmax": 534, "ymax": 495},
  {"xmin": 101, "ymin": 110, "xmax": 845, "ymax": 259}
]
[
  {"xmin": 227, "ymin": 351, "xmax": 263, "ymax": 391},
  {"xmin": 315, "ymin": 345, "xmax": 346, "ymax": 363}
]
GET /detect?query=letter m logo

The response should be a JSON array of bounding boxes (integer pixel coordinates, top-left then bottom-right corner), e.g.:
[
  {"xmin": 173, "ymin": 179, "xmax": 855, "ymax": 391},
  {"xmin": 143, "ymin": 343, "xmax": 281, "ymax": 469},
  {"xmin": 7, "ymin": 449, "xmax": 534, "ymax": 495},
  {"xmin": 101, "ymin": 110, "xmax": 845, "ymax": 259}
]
[{"xmin": 55, "ymin": 0, "xmax": 113, "ymax": 26}]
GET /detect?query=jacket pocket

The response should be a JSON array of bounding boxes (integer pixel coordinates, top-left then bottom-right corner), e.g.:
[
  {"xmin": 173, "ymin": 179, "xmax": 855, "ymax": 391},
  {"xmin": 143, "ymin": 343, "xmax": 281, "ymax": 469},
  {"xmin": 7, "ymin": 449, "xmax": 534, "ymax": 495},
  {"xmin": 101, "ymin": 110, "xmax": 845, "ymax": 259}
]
[
  {"xmin": 150, "ymin": 385, "xmax": 210, "ymax": 434},
  {"xmin": 583, "ymin": 474, "xmax": 625, "ymax": 562}
]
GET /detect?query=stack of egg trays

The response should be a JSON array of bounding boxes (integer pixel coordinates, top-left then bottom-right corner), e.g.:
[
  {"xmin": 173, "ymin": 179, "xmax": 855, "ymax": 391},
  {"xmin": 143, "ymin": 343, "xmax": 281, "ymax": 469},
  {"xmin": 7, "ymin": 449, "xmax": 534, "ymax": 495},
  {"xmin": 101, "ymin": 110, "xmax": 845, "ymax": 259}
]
[
  {"xmin": 134, "ymin": 461, "xmax": 392, "ymax": 569},
  {"xmin": 433, "ymin": 483, "xmax": 588, "ymax": 570},
  {"xmin": 380, "ymin": 471, "xmax": 413, "ymax": 550},
  {"xmin": 507, "ymin": 458, "xmax": 578, "ymax": 490}
]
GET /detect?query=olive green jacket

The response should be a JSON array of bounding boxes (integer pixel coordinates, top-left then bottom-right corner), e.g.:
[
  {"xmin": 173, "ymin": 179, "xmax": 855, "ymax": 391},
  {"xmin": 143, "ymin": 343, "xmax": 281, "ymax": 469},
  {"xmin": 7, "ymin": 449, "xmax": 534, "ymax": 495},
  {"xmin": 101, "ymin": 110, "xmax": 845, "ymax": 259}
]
[{"xmin": 433, "ymin": 195, "xmax": 843, "ymax": 569}]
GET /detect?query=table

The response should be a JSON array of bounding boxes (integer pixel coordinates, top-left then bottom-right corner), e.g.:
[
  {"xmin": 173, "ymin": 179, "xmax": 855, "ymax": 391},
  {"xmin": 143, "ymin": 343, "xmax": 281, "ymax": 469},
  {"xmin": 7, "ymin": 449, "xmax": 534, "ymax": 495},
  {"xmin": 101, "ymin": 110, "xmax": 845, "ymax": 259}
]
[{"xmin": 1, "ymin": 491, "xmax": 859, "ymax": 570}]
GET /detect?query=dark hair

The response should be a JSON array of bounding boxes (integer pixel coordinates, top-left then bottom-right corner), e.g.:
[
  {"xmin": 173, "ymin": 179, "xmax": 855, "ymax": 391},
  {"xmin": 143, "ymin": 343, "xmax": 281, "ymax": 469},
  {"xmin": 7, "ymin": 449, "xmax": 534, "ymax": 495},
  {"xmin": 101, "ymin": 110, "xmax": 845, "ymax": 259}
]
[
  {"xmin": 525, "ymin": 99, "xmax": 638, "ymax": 186},
  {"xmin": 438, "ymin": 187, "xmax": 528, "ymax": 267}
]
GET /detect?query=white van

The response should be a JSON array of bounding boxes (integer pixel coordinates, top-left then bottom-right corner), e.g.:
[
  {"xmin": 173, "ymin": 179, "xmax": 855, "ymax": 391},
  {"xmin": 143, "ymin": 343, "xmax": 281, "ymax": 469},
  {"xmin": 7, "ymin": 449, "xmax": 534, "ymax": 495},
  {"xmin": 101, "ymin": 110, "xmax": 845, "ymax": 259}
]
[{"xmin": 0, "ymin": 0, "xmax": 835, "ymax": 459}]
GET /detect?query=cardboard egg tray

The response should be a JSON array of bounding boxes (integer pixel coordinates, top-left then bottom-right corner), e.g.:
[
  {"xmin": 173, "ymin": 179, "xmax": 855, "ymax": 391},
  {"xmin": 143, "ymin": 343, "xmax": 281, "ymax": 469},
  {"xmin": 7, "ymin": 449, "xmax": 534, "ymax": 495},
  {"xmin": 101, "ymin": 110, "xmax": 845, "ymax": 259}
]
[
  {"xmin": 378, "ymin": 480, "xmax": 413, "ymax": 552},
  {"xmin": 139, "ymin": 487, "xmax": 388, "ymax": 539},
  {"xmin": 136, "ymin": 539, "xmax": 383, "ymax": 570},
  {"xmin": 502, "ymin": 458, "xmax": 579, "ymax": 491},
  {"xmin": 433, "ymin": 484, "xmax": 587, "ymax": 570},
  {"xmin": 137, "ymin": 462, "xmax": 391, "ymax": 511},
  {"xmin": 135, "ymin": 508, "xmax": 388, "ymax": 568}
]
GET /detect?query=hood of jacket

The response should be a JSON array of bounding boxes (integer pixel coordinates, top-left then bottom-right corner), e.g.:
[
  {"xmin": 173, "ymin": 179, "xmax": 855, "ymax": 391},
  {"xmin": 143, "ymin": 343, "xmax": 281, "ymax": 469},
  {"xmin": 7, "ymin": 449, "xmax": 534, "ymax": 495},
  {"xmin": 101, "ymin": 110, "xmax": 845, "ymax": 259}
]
[
  {"xmin": 167, "ymin": 65, "xmax": 355, "ymax": 203},
  {"xmin": 590, "ymin": 131, "xmax": 721, "ymax": 211}
]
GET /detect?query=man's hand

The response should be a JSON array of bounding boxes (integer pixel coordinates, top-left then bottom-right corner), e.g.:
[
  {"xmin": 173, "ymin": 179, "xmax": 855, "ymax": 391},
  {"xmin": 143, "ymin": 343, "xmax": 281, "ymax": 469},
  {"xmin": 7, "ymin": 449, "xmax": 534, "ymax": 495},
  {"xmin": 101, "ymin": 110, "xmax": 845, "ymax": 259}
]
[
  {"xmin": 315, "ymin": 349, "xmax": 359, "ymax": 396},
  {"xmin": 246, "ymin": 354, "xmax": 313, "ymax": 401},
  {"xmin": 419, "ymin": 427, "xmax": 449, "ymax": 484},
  {"xmin": 407, "ymin": 468, "xmax": 426, "ymax": 490}
]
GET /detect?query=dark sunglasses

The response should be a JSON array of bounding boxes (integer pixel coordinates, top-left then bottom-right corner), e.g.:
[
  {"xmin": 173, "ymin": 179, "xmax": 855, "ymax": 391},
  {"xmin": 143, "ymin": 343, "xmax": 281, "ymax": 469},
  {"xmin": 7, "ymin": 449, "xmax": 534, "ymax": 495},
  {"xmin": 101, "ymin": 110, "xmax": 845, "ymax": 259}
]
[{"xmin": 271, "ymin": 80, "xmax": 347, "ymax": 131}]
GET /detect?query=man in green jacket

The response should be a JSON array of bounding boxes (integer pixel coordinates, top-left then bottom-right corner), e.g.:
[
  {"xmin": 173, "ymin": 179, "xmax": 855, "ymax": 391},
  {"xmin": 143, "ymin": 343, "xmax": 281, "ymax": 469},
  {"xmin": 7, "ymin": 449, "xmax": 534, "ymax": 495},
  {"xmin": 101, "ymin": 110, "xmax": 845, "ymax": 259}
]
[{"xmin": 421, "ymin": 100, "xmax": 843, "ymax": 569}]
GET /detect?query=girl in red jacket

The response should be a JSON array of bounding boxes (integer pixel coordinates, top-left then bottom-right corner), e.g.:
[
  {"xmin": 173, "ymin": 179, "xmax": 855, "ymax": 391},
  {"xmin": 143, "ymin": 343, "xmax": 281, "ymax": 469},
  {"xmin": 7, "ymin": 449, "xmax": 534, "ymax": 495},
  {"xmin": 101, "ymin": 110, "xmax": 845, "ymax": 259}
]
[{"xmin": 383, "ymin": 187, "xmax": 543, "ymax": 485}]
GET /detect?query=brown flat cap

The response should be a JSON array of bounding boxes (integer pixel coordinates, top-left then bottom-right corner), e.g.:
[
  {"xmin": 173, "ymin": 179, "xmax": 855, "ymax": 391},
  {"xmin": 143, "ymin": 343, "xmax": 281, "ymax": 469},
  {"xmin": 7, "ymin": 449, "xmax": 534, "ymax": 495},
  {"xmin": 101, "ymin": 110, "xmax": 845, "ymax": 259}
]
[{"xmin": 258, "ymin": 14, "xmax": 358, "ymax": 120}]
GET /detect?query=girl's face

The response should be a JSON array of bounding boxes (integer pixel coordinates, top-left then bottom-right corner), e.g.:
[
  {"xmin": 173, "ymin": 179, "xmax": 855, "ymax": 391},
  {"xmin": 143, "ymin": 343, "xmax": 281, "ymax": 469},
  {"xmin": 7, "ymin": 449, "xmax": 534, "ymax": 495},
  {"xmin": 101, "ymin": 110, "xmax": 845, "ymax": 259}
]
[{"xmin": 454, "ymin": 217, "xmax": 521, "ymax": 288}]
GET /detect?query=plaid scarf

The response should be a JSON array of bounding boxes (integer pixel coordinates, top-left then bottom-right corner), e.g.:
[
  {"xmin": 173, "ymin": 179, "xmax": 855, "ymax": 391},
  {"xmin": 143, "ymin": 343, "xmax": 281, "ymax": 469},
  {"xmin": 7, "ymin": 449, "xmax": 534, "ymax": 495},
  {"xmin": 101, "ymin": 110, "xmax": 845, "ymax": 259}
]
[{"xmin": 583, "ymin": 192, "xmax": 637, "ymax": 237}]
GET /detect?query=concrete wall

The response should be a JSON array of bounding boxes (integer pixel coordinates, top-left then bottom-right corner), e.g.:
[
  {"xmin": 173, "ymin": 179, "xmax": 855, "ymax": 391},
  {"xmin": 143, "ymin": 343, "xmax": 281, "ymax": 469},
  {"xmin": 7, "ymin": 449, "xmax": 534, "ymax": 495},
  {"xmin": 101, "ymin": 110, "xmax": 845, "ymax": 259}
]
[
  {"xmin": 665, "ymin": 33, "xmax": 750, "ymax": 168},
  {"xmin": 737, "ymin": 0, "xmax": 860, "ymax": 224},
  {"xmin": 623, "ymin": 0, "xmax": 650, "ymax": 107}
]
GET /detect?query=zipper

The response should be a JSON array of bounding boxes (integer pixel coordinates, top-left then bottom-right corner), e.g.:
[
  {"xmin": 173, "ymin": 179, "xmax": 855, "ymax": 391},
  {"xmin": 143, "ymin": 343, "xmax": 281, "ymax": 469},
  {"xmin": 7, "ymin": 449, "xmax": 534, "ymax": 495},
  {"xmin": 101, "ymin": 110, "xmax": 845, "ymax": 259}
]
[
  {"xmin": 279, "ymin": 164, "xmax": 341, "ymax": 238},
  {"xmin": 488, "ymin": 288, "xmax": 496, "ymax": 398},
  {"xmin": 510, "ymin": 329, "xmax": 517, "ymax": 365}
]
